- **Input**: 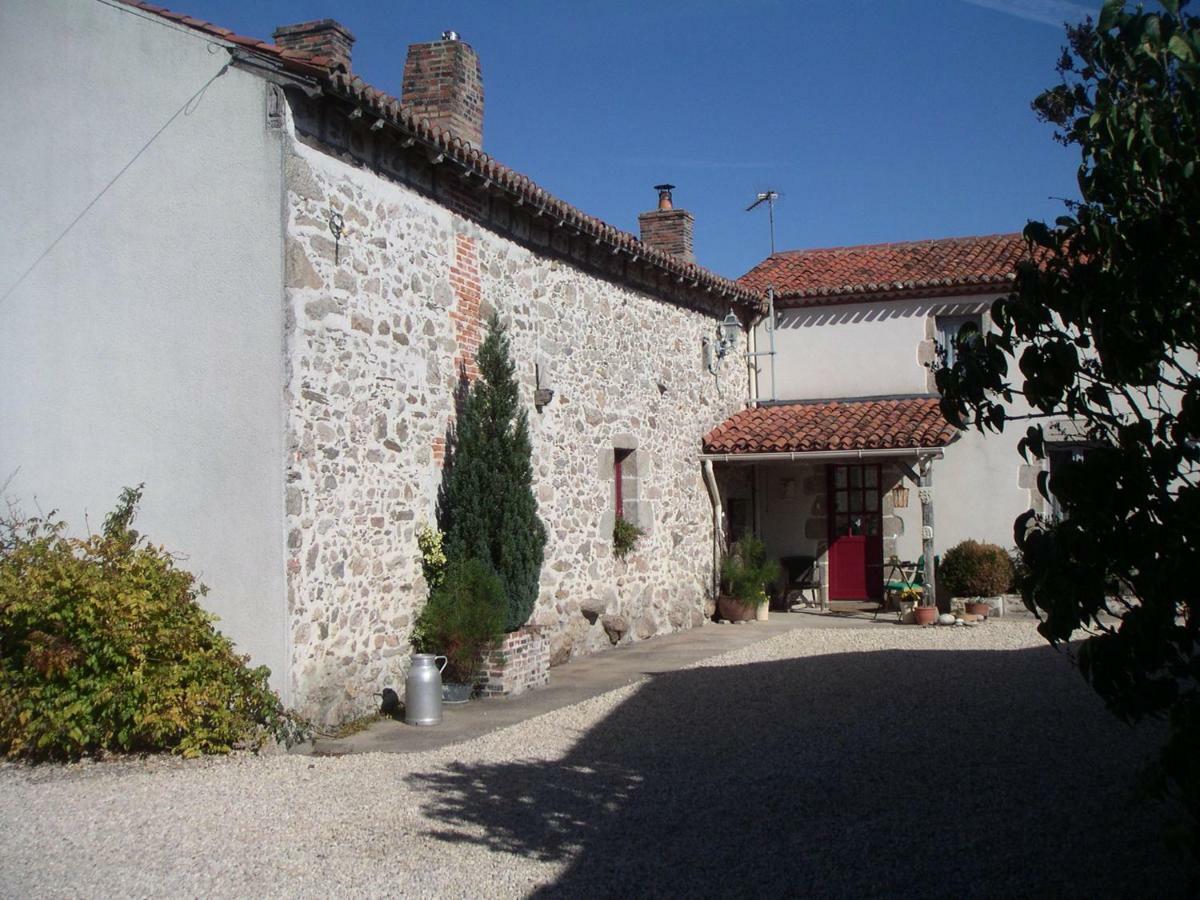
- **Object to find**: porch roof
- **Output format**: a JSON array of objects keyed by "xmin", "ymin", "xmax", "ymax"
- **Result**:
[{"xmin": 702, "ymin": 397, "xmax": 958, "ymax": 455}]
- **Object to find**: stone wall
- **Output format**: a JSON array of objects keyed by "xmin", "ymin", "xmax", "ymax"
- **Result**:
[
  {"xmin": 281, "ymin": 130, "xmax": 746, "ymax": 724},
  {"xmin": 477, "ymin": 628, "xmax": 550, "ymax": 698}
]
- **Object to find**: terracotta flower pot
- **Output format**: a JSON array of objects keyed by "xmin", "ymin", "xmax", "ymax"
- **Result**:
[
  {"xmin": 913, "ymin": 605, "xmax": 939, "ymax": 626},
  {"xmin": 717, "ymin": 595, "xmax": 758, "ymax": 622},
  {"xmin": 965, "ymin": 601, "xmax": 991, "ymax": 618}
]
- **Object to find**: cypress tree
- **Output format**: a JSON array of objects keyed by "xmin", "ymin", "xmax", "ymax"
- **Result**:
[{"xmin": 439, "ymin": 313, "xmax": 546, "ymax": 632}]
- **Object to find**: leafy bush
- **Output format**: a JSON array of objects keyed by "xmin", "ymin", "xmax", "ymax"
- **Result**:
[
  {"xmin": 416, "ymin": 523, "xmax": 447, "ymax": 592},
  {"xmin": 0, "ymin": 487, "xmax": 308, "ymax": 761},
  {"xmin": 720, "ymin": 535, "xmax": 781, "ymax": 609},
  {"xmin": 411, "ymin": 557, "xmax": 505, "ymax": 684},
  {"xmin": 939, "ymin": 540, "xmax": 1014, "ymax": 598},
  {"xmin": 612, "ymin": 515, "xmax": 644, "ymax": 560}
]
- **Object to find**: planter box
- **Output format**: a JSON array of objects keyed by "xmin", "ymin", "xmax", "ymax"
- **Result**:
[{"xmin": 475, "ymin": 626, "xmax": 550, "ymax": 698}]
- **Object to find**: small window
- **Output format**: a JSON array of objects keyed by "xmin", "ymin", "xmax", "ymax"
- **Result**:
[
  {"xmin": 936, "ymin": 313, "xmax": 983, "ymax": 368},
  {"xmin": 1046, "ymin": 444, "xmax": 1089, "ymax": 521},
  {"xmin": 614, "ymin": 449, "xmax": 635, "ymax": 521}
]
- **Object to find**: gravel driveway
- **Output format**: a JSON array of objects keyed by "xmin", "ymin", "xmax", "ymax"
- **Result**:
[{"xmin": 1, "ymin": 619, "xmax": 1192, "ymax": 898}]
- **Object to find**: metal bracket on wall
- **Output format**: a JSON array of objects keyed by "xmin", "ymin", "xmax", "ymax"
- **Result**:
[{"xmin": 328, "ymin": 211, "xmax": 344, "ymax": 265}]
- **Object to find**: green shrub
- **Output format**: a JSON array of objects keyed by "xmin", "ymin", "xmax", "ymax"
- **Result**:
[
  {"xmin": 0, "ymin": 486, "xmax": 308, "ymax": 761},
  {"xmin": 720, "ymin": 535, "xmax": 780, "ymax": 609},
  {"xmin": 439, "ymin": 314, "xmax": 546, "ymax": 632},
  {"xmin": 612, "ymin": 515, "xmax": 644, "ymax": 560},
  {"xmin": 411, "ymin": 557, "xmax": 505, "ymax": 684},
  {"xmin": 939, "ymin": 540, "xmax": 1014, "ymax": 598}
]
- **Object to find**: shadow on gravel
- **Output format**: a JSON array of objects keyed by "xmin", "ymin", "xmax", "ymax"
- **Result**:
[{"xmin": 408, "ymin": 644, "xmax": 1194, "ymax": 898}]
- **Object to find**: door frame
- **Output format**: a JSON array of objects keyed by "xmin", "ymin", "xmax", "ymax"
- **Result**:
[{"xmin": 826, "ymin": 463, "xmax": 884, "ymax": 600}]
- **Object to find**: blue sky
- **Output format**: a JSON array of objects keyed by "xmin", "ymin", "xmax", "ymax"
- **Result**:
[{"xmin": 174, "ymin": 0, "xmax": 1094, "ymax": 279}]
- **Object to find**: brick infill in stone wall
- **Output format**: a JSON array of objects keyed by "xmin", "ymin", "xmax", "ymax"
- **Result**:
[
  {"xmin": 476, "ymin": 626, "xmax": 550, "ymax": 698},
  {"xmin": 449, "ymin": 232, "xmax": 482, "ymax": 381}
]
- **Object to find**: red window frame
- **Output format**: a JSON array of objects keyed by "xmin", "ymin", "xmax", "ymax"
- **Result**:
[{"xmin": 614, "ymin": 449, "xmax": 633, "ymax": 519}]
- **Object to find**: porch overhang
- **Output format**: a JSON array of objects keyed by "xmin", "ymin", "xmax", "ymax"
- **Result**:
[
  {"xmin": 702, "ymin": 396, "xmax": 958, "ymax": 459},
  {"xmin": 700, "ymin": 446, "xmax": 944, "ymax": 464}
]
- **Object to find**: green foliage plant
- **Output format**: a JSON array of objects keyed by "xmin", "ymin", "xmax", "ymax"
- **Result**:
[
  {"xmin": 417, "ymin": 523, "xmax": 447, "ymax": 592},
  {"xmin": 936, "ymin": 0, "xmax": 1200, "ymax": 854},
  {"xmin": 411, "ymin": 557, "xmax": 506, "ymax": 684},
  {"xmin": 439, "ymin": 314, "xmax": 547, "ymax": 632},
  {"xmin": 720, "ymin": 535, "xmax": 781, "ymax": 611},
  {"xmin": 612, "ymin": 515, "xmax": 644, "ymax": 560},
  {"xmin": 0, "ymin": 486, "xmax": 308, "ymax": 761},
  {"xmin": 939, "ymin": 540, "xmax": 1016, "ymax": 598}
]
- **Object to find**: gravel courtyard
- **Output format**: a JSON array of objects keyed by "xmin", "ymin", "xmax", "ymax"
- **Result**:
[{"xmin": 1, "ymin": 619, "xmax": 1192, "ymax": 898}]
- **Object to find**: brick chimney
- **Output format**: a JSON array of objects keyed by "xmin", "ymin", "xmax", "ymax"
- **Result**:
[
  {"xmin": 402, "ymin": 31, "xmax": 484, "ymax": 148},
  {"xmin": 273, "ymin": 19, "xmax": 355, "ymax": 72},
  {"xmin": 638, "ymin": 184, "xmax": 695, "ymax": 262}
]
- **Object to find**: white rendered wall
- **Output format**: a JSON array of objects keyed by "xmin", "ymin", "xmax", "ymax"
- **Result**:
[
  {"xmin": 757, "ymin": 295, "xmax": 993, "ymax": 401},
  {"xmin": 0, "ymin": 1, "xmax": 289, "ymax": 695},
  {"xmin": 752, "ymin": 294, "xmax": 1034, "ymax": 562}
]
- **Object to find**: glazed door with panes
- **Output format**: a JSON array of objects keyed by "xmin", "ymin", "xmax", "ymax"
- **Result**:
[{"xmin": 827, "ymin": 464, "xmax": 884, "ymax": 600}]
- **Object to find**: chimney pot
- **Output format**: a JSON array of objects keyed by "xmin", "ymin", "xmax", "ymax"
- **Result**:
[
  {"xmin": 638, "ymin": 184, "xmax": 695, "ymax": 263},
  {"xmin": 273, "ymin": 19, "xmax": 355, "ymax": 72},
  {"xmin": 401, "ymin": 33, "xmax": 484, "ymax": 148}
]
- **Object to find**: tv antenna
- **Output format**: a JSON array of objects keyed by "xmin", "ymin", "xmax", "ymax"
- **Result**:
[{"xmin": 746, "ymin": 190, "xmax": 780, "ymax": 255}]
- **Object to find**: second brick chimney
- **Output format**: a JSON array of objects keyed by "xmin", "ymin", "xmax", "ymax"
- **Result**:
[
  {"xmin": 638, "ymin": 184, "xmax": 695, "ymax": 263},
  {"xmin": 402, "ymin": 32, "xmax": 484, "ymax": 148},
  {"xmin": 273, "ymin": 19, "xmax": 355, "ymax": 72}
]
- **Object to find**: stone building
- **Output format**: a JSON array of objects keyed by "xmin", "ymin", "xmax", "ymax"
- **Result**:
[{"xmin": 1, "ymin": 0, "xmax": 762, "ymax": 724}]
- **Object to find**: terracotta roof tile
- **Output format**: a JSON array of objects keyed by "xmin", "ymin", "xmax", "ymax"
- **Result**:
[
  {"xmin": 118, "ymin": 0, "xmax": 765, "ymax": 313},
  {"xmin": 703, "ymin": 397, "xmax": 957, "ymax": 454},
  {"xmin": 739, "ymin": 233, "xmax": 1030, "ymax": 308}
]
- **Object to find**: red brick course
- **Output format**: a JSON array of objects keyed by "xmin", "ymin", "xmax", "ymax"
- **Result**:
[
  {"xmin": 476, "ymin": 627, "xmax": 550, "ymax": 697},
  {"xmin": 449, "ymin": 233, "xmax": 482, "ymax": 381}
]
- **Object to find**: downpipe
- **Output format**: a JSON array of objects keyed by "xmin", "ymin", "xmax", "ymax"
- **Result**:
[{"xmin": 701, "ymin": 459, "xmax": 724, "ymax": 601}]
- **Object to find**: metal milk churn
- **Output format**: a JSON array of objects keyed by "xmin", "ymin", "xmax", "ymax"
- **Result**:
[{"xmin": 405, "ymin": 654, "xmax": 447, "ymax": 726}]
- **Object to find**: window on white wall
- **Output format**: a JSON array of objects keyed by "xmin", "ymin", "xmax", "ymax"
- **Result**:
[
  {"xmin": 936, "ymin": 313, "xmax": 983, "ymax": 368},
  {"xmin": 1046, "ymin": 444, "xmax": 1090, "ymax": 521}
]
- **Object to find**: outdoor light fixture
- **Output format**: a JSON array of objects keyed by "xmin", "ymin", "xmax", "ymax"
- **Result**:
[
  {"xmin": 716, "ymin": 310, "xmax": 740, "ymax": 359},
  {"xmin": 890, "ymin": 485, "xmax": 910, "ymax": 509},
  {"xmin": 704, "ymin": 310, "xmax": 743, "ymax": 374}
]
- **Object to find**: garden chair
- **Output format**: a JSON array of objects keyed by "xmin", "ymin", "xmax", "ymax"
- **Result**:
[
  {"xmin": 876, "ymin": 556, "xmax": 926, "ymax": 621},
  {"xmin": 779, "ymin": 555, "xmax": 822, "ymax": 610}
]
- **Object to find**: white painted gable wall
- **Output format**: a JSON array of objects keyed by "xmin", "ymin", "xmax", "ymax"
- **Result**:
[{"xmin": 0, "ymin": 0, "xmax": 290, "ymax": 696}]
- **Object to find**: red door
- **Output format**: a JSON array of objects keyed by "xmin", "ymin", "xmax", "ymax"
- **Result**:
[{"xmin": 827, "ymin": 464, "xmax": 883, "ymax": 600}]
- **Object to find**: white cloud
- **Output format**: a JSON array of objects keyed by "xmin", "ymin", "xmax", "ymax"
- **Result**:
[{"xmin": 961, "ymin": 0, "xmax": 1095, "ymax": 28}]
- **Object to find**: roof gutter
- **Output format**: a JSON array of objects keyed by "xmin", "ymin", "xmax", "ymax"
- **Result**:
[{"xmin": 699, "ymin": 447, "xmax": 946, "ymax": 464}]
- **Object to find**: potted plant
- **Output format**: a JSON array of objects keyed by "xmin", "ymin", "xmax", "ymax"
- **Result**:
[
  {"xmin": 913, "ymin": 596, "xmax": 939, "ymax": 625},
  {"xmin": 718, "ymin": 535, "xmax": 780, "ymax": 622},
  {"xmin": 939, "ymin": 540, "xmax": 1014, "ymax": 619},
  {"xmin": 896, "ymin": 585, "xmax": 924, "ymax": 621},
  {"xmin": 411, "ymin": 557, "xmax": 505, "ymax": 702}
]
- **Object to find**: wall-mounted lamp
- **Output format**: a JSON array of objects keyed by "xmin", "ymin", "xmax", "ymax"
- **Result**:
[
  {"xmin": 715, "ymin": 310, "xmax": 740, "ymax": 359},
  {"xmin": 705, "ymin": 310, "xmax": 741, "ymax": 374},
  {"xmin": 534, "ymin": 359, "xmax": 555, "ymax": 411}
]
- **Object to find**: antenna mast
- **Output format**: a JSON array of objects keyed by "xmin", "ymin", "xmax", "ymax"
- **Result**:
[
  {"xmin": 744, "ymin": 190, "xmax": 780, "ymax": 404},
  {"xmin": 745, "ymin": 190, "xmax": 779, "ymax": 256}
]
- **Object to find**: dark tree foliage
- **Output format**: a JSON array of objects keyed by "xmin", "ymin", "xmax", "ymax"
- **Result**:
[
  {"xmin": 938, "ymin": 0, "xmax": 1200, "ymax": 853},
  {"xmin": 440, "ymin": 314, "xmax": 547, "ymax": 632}
]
